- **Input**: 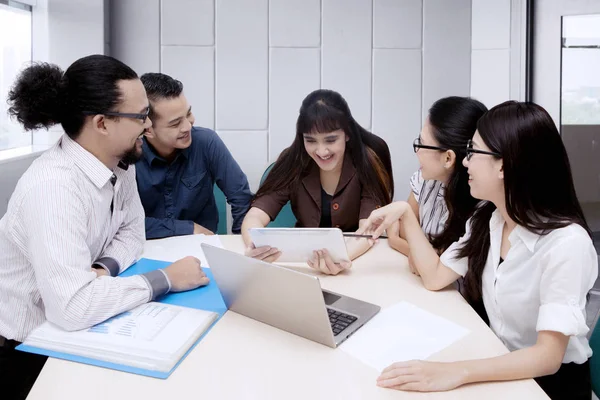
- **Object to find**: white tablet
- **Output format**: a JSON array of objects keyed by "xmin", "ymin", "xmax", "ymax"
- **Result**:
[{"xmin": 248, "ymin": 228, "xmax": 349, "ymax": 263}]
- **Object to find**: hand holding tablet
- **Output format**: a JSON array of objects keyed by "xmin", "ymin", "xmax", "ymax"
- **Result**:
[{"xmin": 248, "ymin": 228, "xmax": 350, "ymax": 264}]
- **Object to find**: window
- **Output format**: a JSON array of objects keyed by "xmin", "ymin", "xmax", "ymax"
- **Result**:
[
  {"xmin": 560, "ymin": 14, "xmax": 600, "ymax": 240},
  {"xmin": 0, "ymin": 1, "xmax": 32, "ymax": 151},
  {"xmin": 561, "ymin": 14, "xmax": 600, "ymax": 125}
]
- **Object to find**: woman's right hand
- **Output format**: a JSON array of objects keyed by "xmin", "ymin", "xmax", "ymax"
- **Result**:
[
  {"xmin": 307, "ymin": 249, "xmax": 352, "ymax": 275},
  {"xmin": 244, "ymin": 243, "xmax": 281, "ymax": 263},
  {"xmin": 357, "ymin": 201, "xmax": 411, "ymax": 239}
]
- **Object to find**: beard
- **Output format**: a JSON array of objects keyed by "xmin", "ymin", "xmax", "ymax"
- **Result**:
[{"xmin": 119, "ymin": 137, "xmax": 144, "ymax": 166}]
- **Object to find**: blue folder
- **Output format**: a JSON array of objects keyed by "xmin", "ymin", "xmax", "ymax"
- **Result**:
[{"xmin": 17, "ymin": 258, "xmax": 227, "ymax": 379}]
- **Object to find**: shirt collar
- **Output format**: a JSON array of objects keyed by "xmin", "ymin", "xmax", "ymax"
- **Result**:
[
  {"xmin": 60, "ymin": 135, "xmax": 118, "ymax": 189},
  {"xmin": 489, "ymin": 208, "xmax": 540, "ymax": 252},
  {"xmin": 514, "ymin": 225, "xmax": 541, "ymax": 253},
  {"xmin": 142, "ymin": 136, "xmax": 190, "ymax": 165},
  {"xmin": 335, "ymin": 152, "xmax": 357, "ymax": 195},
  {"xmin": 302, "ymin": 152, "xmax": 356, "ymax": 208}
]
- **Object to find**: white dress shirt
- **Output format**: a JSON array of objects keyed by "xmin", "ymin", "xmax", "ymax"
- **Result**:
[
  {"xmin": 0, "ymin": 135, "xmax": 169, "ymax": 342},
  {"xmin": 441, "ymin": 208, "xmax": 598, "ymax": 364}
]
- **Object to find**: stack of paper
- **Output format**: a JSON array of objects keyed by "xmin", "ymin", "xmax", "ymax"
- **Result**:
[
  {"xmin": 18, "ymin": 258, "xmax": 228, "ymax": 378},
  {"xmin": 21, "ymin": 302, "xmax": 217, "ymax": 373},
  {"xmin": 340, "ymin": 301, "xmax": 470, "ymax": 371}
]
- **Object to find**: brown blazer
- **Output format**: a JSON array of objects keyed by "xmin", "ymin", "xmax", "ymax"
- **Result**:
[{"xmin": 252, "ymin": 154, "xmax": 382, "ymax": 232}]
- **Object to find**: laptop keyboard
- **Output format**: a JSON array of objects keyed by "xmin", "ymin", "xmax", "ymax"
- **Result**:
[{"xmin": 327, "ymin": 308, "xmax": 357, "ymax": 336}]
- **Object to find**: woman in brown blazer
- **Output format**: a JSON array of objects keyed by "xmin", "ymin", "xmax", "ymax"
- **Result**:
[{"xmin": 241, "ymin": 89, "xmax": 394, "ymax": 275}]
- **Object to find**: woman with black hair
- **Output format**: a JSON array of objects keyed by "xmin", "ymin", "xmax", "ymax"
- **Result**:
[
  {"xmin": 388, "ymin": 96, "xmax": 487, "ymax": 259},
  {"xmin": 241, "ymin": 89, "xmax": 394, "ymax": 275},
  {"xmin": 360, "ymin": 101, "xmax": 595, "ymax": 399}
]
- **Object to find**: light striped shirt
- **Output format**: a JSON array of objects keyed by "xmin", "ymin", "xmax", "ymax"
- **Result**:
[
  {"xmin": 0, "ymin": 135, "xmax": 168, "ymax": 342},
  {"xmin": 409, "ymin": 169, "xmax": 448, "ymax": 237}
]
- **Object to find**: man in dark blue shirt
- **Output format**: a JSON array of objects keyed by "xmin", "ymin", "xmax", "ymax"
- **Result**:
[{"xmin": 136, "ymin": 73, "xmax": 253, "ymax": 239}]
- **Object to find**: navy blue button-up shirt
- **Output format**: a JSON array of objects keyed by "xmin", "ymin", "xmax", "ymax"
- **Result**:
[{"xmin": 136, "ymin": 127, "xmax": 253, "ymax": 239}]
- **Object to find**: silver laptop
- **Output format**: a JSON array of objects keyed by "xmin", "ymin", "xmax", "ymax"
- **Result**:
[{"xmin": 201, "ymin": 244, "xmax": 380, "ymax": 348}]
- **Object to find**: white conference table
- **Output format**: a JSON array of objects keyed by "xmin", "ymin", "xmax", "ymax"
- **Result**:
[{"xmin": 27, "ymin": 235, "xmax": 548, "ymax": 400}]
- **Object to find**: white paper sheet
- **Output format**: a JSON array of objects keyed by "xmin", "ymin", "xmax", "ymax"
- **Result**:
[
  {"xmin": 23, "ymin": 302, "xmax": 218, "ymax": 372},
  {"xmin": 142, "ymin": 234, "xmax": 224, "ymax": 267},
  {"xmin": 339, "ymin": 301, "xmax": 470, "ymax": 371}
]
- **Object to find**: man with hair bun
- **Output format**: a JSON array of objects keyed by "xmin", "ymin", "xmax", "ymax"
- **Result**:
[{"xmin": 0, "ymin": 54, "xmax": 210, "ymax": 399}]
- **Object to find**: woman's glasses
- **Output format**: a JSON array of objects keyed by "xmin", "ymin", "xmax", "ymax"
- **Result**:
[
  {"xmin": 412, "ymin": 137, "xmax": 447, "ymax": 153},
  {"xmin": 465, "ymin": 140, "xmax": 501, "ymax": 161}
]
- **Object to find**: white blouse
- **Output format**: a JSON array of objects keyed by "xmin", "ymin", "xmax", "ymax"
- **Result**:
[
  {"xmin": 409, "ymin": 170, "xmax": 448, "ymax": 237},
  {"xmin": 440, "ymin": 208, "xmax": 597, "ymax": 364}
]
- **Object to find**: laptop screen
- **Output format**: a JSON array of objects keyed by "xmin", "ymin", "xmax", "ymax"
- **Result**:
[{"xmin": 322, "ymin": 291, "xmax": 341, "ymax": 306}]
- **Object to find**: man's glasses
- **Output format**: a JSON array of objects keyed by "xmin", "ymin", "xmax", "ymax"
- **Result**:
[
  {"xmin": 465, "ymin": 140, "xmax": 501, "ymax": 161},
  {"xmin": 82, "ymin": 107, "xmax": 150, "ymax": 123},
  {"xmin": 412, "ymin": 137, "xmax": 447, "ymax": 153}
]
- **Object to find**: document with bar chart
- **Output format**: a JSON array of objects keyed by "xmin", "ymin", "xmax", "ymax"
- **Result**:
[
  {"xmin": 87, "ymin": 303, "xmax": 180, "ymax": 340},
  {"xmin": 18, "ymin": 302, "xmax": 218, "ymax": 376}
]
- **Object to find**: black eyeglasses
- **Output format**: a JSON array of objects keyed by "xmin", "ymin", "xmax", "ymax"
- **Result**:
[
  {"xmin": 82, "ymin": 107, "xmax": 150, "ymax": 123},
  {"xmin": 465, "ymin": 140, "xmax": 501, "ymax": 161},
  {"xmin": 412, "ymin": 137, "xmax": 447, "ymax": 153}
]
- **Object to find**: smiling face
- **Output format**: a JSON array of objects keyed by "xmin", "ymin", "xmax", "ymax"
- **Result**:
[
  {"xmin": 144, "ymin": 93, "xmax": 195, "ymax": 155},
  {"xmin": 303, "ymin": 129, "xmax": 348, "ymax": 172},
  {"xmin": 103, "ymin": 78, "xmax": 151, "ymax": 165},
  {"xmin": 463, "ymin": 130, "xmax": 504, "ymax": 201}
]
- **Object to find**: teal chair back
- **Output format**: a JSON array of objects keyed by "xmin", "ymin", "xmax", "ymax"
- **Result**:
[
  {"xmin": 590, "ymin": 321, "xmax": 600, "ymax": 396},
  {"xmin": 260, "ymin": 163, "xmax": 296, "ymax": 227},
  {"xmin": 213, "ymin": 185, "xmax": 228, "ymax": 234}
]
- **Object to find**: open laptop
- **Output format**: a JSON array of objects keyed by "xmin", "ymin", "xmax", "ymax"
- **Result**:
[{"xmin": 201, "ymin": 244, "xmax": 380, "ymax": 348}]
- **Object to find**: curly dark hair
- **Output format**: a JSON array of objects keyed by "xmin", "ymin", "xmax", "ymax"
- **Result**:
[{"xmin": 8, "ymin": 54, "xmax": 138, "ymax": 139}]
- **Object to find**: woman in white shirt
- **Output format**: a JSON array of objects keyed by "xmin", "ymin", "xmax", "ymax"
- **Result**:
[
  {"xmin": 389, "ymin": 97, "xmax": 487, "ymax": 258},
  {"xmin": 360, "ymin": 101, "xmax": 596, "ymax": 399},
  {"xmin": 388, "ymin": 97, "xmax": 489, "ymax": 321}
]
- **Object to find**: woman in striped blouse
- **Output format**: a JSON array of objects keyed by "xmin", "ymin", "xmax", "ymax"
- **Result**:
[{"xmin": 388, "ymin": 97, "xmax": 487, "ymax": 269}]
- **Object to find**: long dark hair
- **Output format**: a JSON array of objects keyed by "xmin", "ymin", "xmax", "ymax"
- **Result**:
[
  {"xmin": 427, "ymin": 97, "xmax": 488, "ymax": 252},
  {"xmin": 8, "ymin": 54, "xmax": 138, "ymax": 139},
  {"xmin": 458, "ymin": 101, "xmax": 591, "ymax": 305},
  {"xmin": 255, "ymin": 89, "xmax": 393, "ymax": 206}
]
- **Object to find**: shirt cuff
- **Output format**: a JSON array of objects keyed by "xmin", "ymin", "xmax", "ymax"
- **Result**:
[
  {"xmin": 439, "ymin": 248, "xmax": 468, "ymax": 277},
  {"xmin": 174, "ymin": 220, "xmax": 195, "ymax": 236},
  {"xmin": 139, "ymin": 269, "xmax": 171, "ymax": 301},
  {"xmin": 93, "ymin": 257, "xmax": 120, "ymax": 277},
  {"xmin": 158, "ymin": 269, "xmax": 172, "ymax": 293},
  {"xmin": 536, "ymin": 303, "xmax": 589, "ymax": 337}
]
